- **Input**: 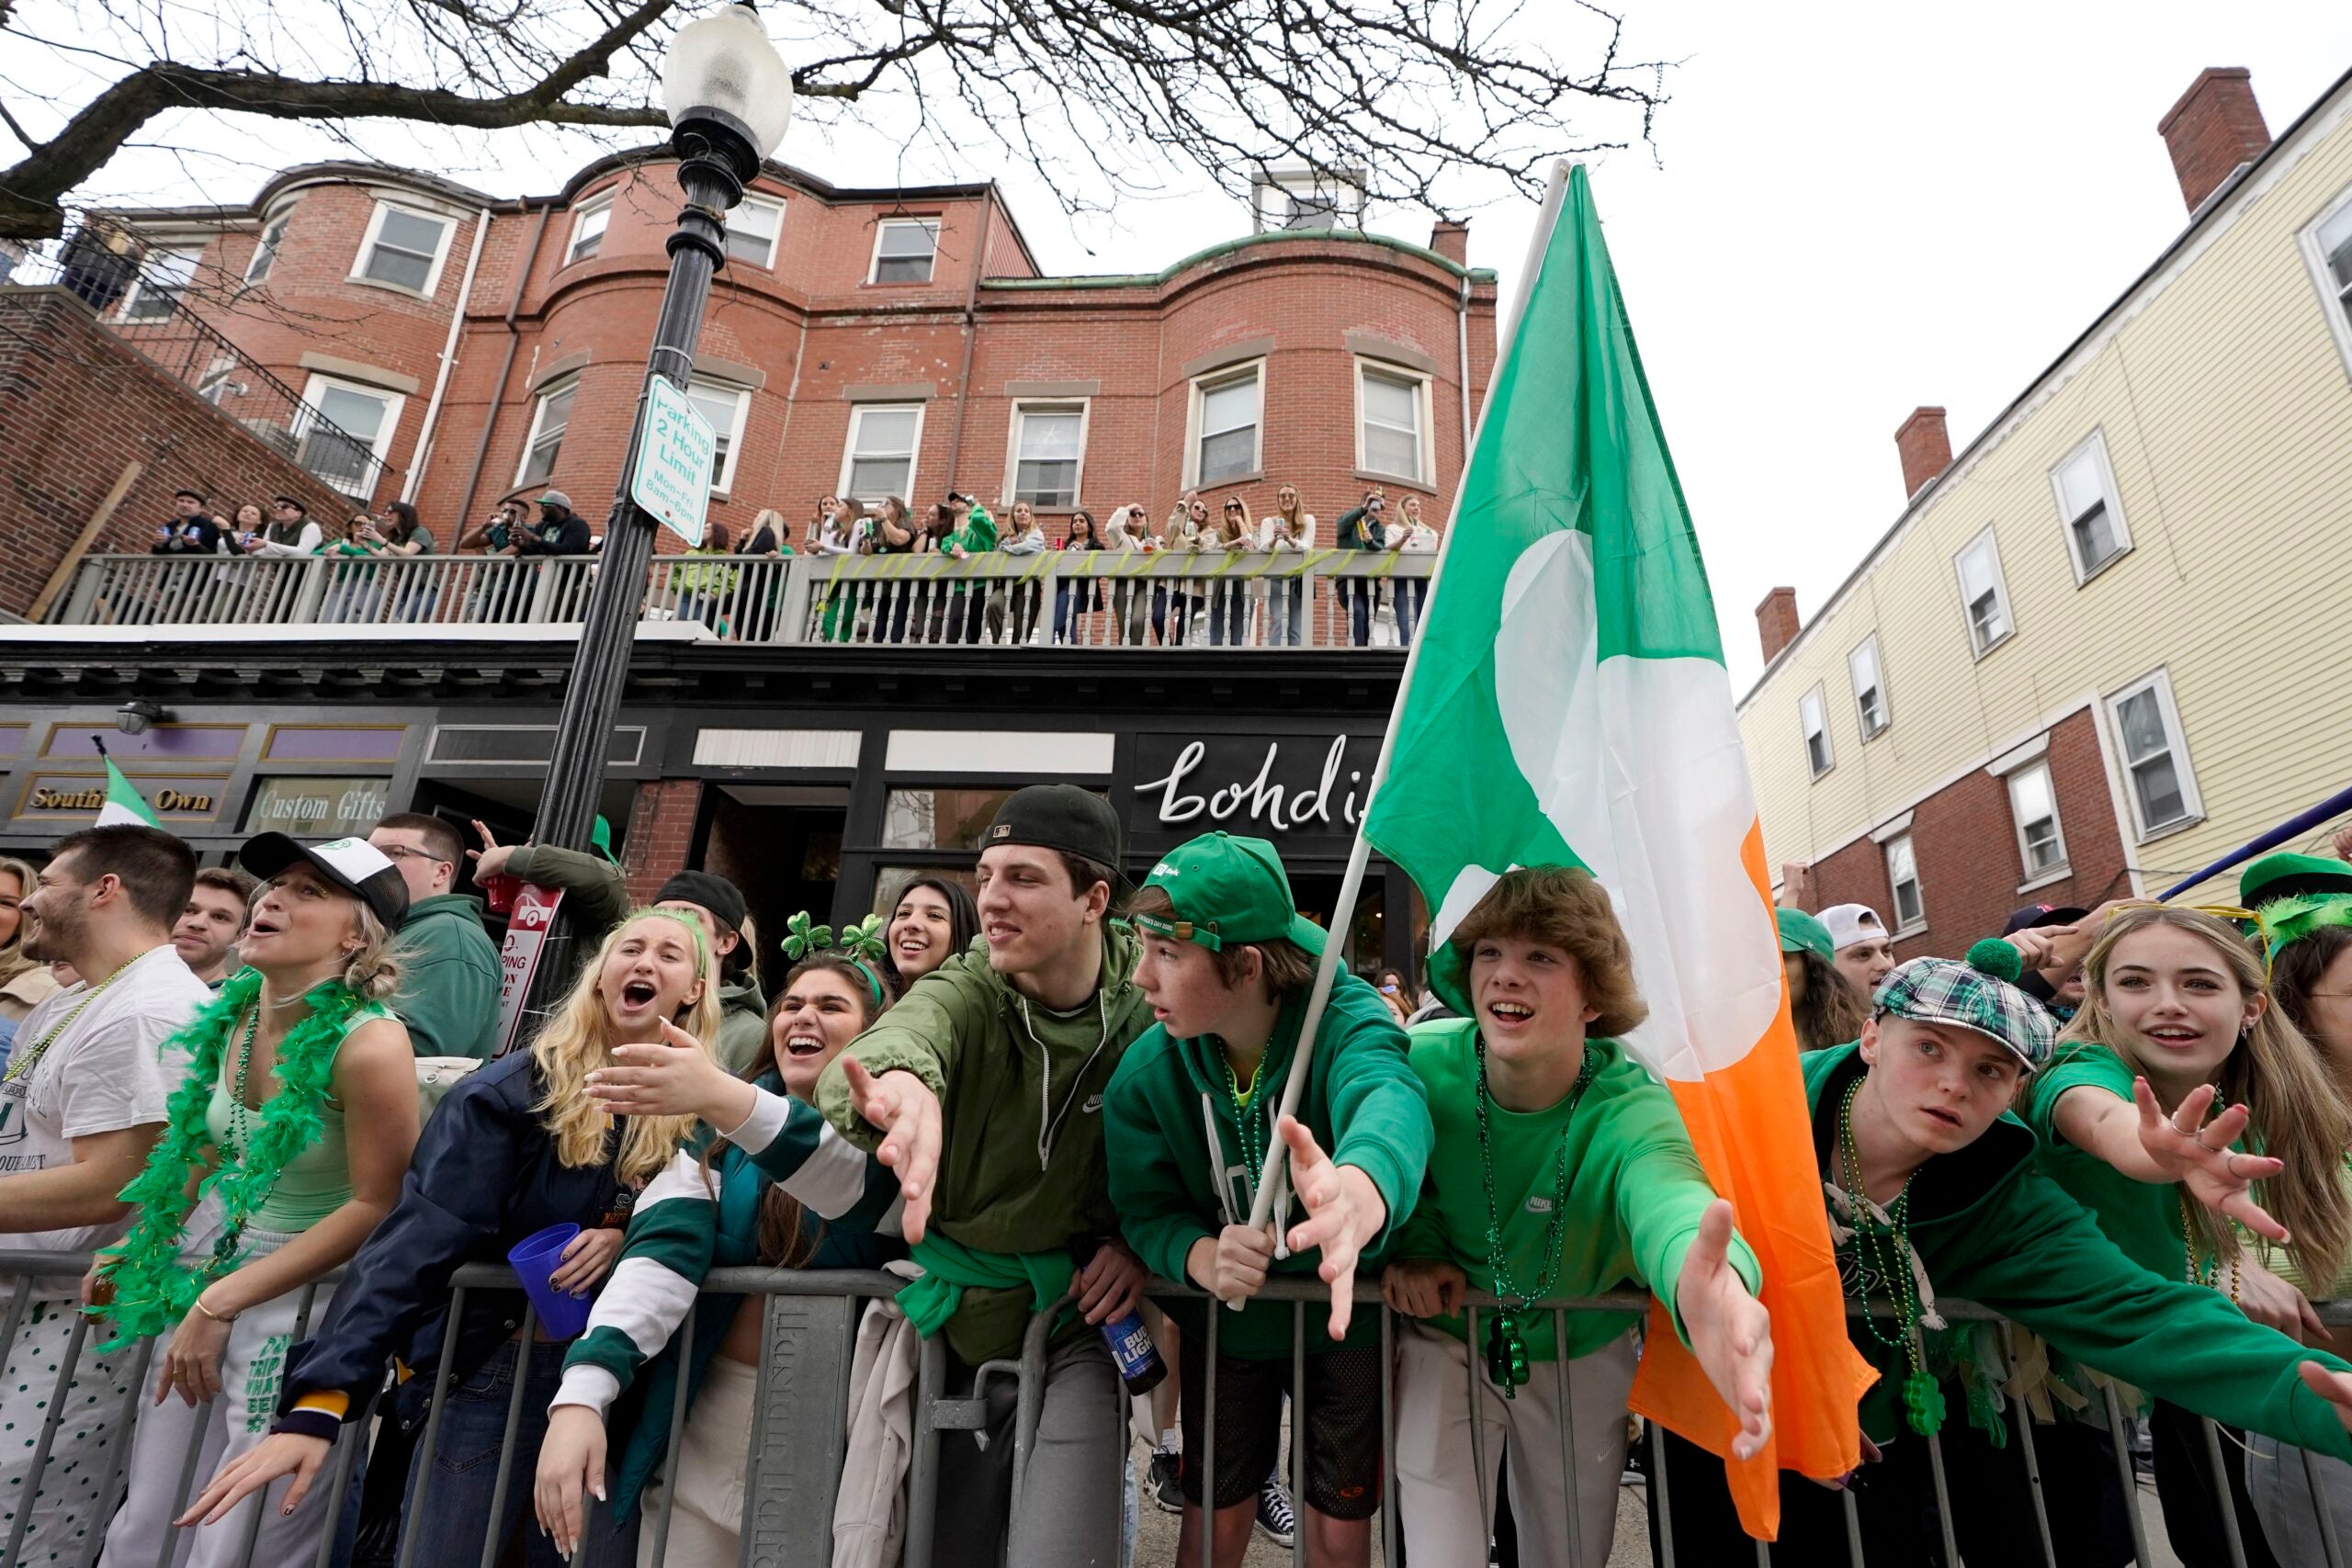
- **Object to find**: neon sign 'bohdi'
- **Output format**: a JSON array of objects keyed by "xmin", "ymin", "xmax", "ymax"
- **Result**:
[{"xmin": 1134, "ymin": 737, "xmax": 1370, "ymax": 835}]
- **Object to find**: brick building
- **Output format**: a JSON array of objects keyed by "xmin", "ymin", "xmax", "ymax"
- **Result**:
[
  {"xmin": 1742, "ymin": 63, "xmax": 2352, "ymax": 955},
  {"xmin": 70, "ymin": 152, "xmax": 1494, "ymax": 549}
]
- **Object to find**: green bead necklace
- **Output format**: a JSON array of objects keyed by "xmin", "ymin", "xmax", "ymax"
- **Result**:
[
  {"xmin": 1836, "ymin": 1077, "xmax": 1944, "ymax": 1435},
  {"xmin": 1473, "ymin": 1037, "xmax": 1599, "ymax": 1398},
  {"xmin": 1223, "ymin": 1052, "xmax": 1269, "ymax": 1203}
]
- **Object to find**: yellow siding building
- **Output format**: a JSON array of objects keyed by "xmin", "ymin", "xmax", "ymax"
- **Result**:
[{"xmin": 1737, "ymin": 64, "xmax": 2352, "ymax": 953}]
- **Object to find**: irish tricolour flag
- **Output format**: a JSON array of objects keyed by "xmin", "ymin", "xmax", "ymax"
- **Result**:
[
  {"xmin": 96, "ymin": 757, "xmax": 161, "ymax": 828},
  {"xmin": 1363, "ymin": 165, "xmax": 1868, "ymax": 1534}
]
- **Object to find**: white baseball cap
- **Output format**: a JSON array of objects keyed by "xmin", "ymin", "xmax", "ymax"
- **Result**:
[{"xmin": 1819, "ymin": 902, "xmax": 1889, "ymax": 952}]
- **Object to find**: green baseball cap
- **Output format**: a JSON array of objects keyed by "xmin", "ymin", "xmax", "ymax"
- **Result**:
[
  {"xmin": 2240, "ymin": 852, "xmax": 2352, "ymax": 911},
  {"xmin": 1775, "ymin": 907, "xmax": 1835, "ymax": 964},
  {"xmin": 1135, "ymin": 832, "xmax": 1326, "ymax": 956}
]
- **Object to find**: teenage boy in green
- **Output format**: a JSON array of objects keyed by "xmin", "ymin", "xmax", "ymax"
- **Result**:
[
  {"xmin": 1104, "ymin": 830, "xmax": 1433, "ymax": 1568},
  {"xmin": 1380, "ymin": 865, "xmax": 1771, "ymax": 1568},
  {"xmin": 1654, "ymin": 938, "xmax": 2352, "ymax": 1562},
  {"xmin": 815, "ymin": 784, "xmax": 1153, "ymax": 1568}
]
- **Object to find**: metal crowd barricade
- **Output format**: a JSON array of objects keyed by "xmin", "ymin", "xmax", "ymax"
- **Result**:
[{"xmin": 1, "ymin": 1246, "xmax": 2346, "ymax": 1568}]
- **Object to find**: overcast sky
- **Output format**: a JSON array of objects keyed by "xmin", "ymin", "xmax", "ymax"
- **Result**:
[{"xmin": 34, "ymin": 2, "xmax": 2352, "ymax": 685}]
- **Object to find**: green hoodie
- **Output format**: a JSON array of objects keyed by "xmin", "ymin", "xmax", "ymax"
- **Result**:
[
  {"xmin": 1388, "ymin": 1020, "xmax": 1759, "ymax": 1363},
  {"xmin": 1802, "ymin": 1043, "xmax": 2352, "ymax": 1455},
  {"xmin": 1104, "ymin": 972, "xmax": 1431, "ymax": 1360},
  {"xmin": 816, "ymin": 926, "xmax": 1156, "ymax": 1363},
  {"xmin": 391, "ymin": 894, "xmax": 502, "ymax": 1060},
  {"xmin": 715, "ymin": 979, "xmax": 768, "ymax": 1076}
]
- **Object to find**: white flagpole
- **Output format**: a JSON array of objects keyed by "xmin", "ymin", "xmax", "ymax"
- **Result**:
[{"xmin": 1244, "ymin": 161, "xmax": 1577, "ymax": 1241}]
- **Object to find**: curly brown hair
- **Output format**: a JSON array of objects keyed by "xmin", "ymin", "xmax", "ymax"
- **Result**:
[
  {"xmin": 1449, "ymin": 867, "xmax": 1647, "ymax": 1039},
  {"xmin": 1790, "ymin": 949, "xmax": 1869, "ymax": 1051}
]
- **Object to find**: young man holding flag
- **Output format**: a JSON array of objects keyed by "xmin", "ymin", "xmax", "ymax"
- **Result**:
[
  {"xmin": 1104, "ymin": 830, "xmax": 1431, "ymax": 1568},
  {"xmin": 1382, "ymin": 866, "xmax": 1771, "ymax": 1567}
]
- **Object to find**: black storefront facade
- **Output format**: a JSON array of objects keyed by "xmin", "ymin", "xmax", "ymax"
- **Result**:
[{"xmin": 0, "ymin": 632, "xmax": 1425, "ymax": 981}]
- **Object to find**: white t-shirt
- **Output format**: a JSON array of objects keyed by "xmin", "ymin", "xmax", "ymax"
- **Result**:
[{"xmin": 0, "ymin": 943, "xmax": 208, "ymax": 1254}]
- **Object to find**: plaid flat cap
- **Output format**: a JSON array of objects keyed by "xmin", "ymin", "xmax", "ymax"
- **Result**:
[{"xmin": 1871, "ymin": 939, "xmax": 2054, "ymax": 1071}]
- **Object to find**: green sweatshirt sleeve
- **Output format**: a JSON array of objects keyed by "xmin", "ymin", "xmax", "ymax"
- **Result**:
[
  {"xmin": 393, "ymin": 925, "xmax": 501, "ymax": 1060},
  {"xmin": 813, "ymin": 954, "xmax": 989, "ymax": 1151},
  {"xmin": 500, "ymin": 843, "xmax": 631, "ymax": 940},
  {"xmin": 1102, "ymin": 1040, "xmax": 1219, "ymax": 1286},
  {"xmin": 961, "ymin": 504, "xmax": 1000, "ymax": 553},
  {"xmin": 1320, "ymin": 992, "xmax": 1433, "ymax": 1257},
  {"xmin": 1950, "ymin": 1167, "xmax": 2352, "ymax": 1461}
]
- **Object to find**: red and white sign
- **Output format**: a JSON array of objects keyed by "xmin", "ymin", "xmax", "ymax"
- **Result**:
[{"xmin": 494, "ymin": 883, "xmax": 565, "ymax": 1055}]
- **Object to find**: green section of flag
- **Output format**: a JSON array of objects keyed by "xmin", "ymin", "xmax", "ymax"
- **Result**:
[
  {"xmin": 1363, "ymin": 165, "xmax": 1724, "ymax": 907},
  {"xmin": 97, "ymin": 758, "xmax": 161, "ymax": 828}
]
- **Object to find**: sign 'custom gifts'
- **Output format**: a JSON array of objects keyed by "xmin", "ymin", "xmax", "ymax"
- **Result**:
[{"xmin": 1129, "ymin": 732, "xmax": 1382, "ymax": 844}]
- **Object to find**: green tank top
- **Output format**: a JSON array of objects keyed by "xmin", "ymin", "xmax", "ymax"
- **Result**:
[{"xmin": 202, "ymin": 1000, "xmax": 385, "ymax": 1234}]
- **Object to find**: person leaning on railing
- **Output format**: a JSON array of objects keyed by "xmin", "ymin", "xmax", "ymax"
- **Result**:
[
  {"xmin": 1383, "ymin": 494, "xmax": 1439, "ymax": 648},
  {"xmin": 180, "ymin": 909, "xmax": 725, "ymax": 1568},
  {"xmin": 812, "ymin": 785, "xmax": 1155, "ymax": 1567},
  {"xmin": 1105, "ymin": 831, "xmax": 1436, "ymax": 1568},
  {"xmin": 1379, "ymin": 866, "xmax": 1772, "ymax": 1568},
  {"xmin": 517, "ymin": 491, "xmax": 592, "ymax": 557},
  {"xmin": 88, "ymin": 834, "xmax": 420, "ymax": 1568},
  {"xmin": 242, "ymin": 495, "xmax": 322, "ymax": 557},
  {"xmin": 1329, "ymin": 489, "xmax": 1386, "ymax": 648},
  {"xmin": 536, "ymin": 926, "xmax": 907, "ymax": 1563},
  {"xmin": 1653, "ymin": 938, "xmax": 2352, "ymax": 1563},
  {"xmin": 1257, "ymin": 485, "xmax": 1317, "ymax": 648}
]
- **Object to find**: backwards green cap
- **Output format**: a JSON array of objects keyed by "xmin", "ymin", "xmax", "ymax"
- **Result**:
[
  {"xmin": 1135, "ymin": 832, "xmax": 1326, "ymax": 957},
  {"xmin": 2240, "ymin": 852, "xmax": 2352, "ymax": 910},
  {"xmin": 1775, "ymin": 907, "xmax": 1835, "ymax": 965}
]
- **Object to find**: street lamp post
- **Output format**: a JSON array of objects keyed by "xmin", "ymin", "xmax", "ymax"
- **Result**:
[{"xmin": 523, "ymin": 3, "xmax": 791, "ymax": 1012}]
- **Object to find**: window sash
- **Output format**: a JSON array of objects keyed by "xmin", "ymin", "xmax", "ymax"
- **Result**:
[
  {"xmin": 1012, "ymin": 408, "xmax": 1084, "ymax": 507},
  {"xmin": 873, "ymin": 220, "xmax": 937, "ymax": 283},
  {"xmin": 726, "ymin": 199, "xmax": 782, "ymax": 265},
  {"xmin": 2320, "ymin": 203, "xmax": 2352, "ymax": 292},
  {"xmin": 1196, "ymin": 372, "xmax": 1261, "ymax": 485},
  {"xmin": 519, "ymin": 383, "xmax": 576, "ymax": 489},
  {"xmin": 2009, "ymin": 764, "xmax": 2065, "ymax": 873},
  {"xmin": 246, "ymin": 218, "xmax": 288, "ymax": 284},
  {"xmin": 1849, "ymin": 638, "xmax": 1887, "ymax": 735},
  {"xmin": 568, "ymin": 205, "xmax": 609, "ymax": 265},
  {"xmin": 2111, "ymin": 682, "xmax": 2195, "ymax": 833},
  {"xmin": 686, "ymin": 383, "xmax": 745, "ymax": 491},
  {"xmin": 1800, "ymin": 686, "xmax": 1831, "ymax": 775},
  {"xmin": 1886, "ymin": 837, "xmax": 1922, "ymax": 928},
  {"xmin": 300, "ymin": 379, "xmax": 396, "ymax": 492},
  {"xmin": 363, "ymin": 208, "xmax": 448, "ymax": 289},
  {"xmin": 844, "ymin": 406, "xmax": 921, "ymax": 503},
  {"xmin": 122, "ymin": 249, "xmax": 199, "ymax": 321}
]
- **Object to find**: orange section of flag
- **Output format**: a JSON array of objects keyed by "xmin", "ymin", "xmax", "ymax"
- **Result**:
[{"xmin": 1624, "ymin": 823, "xmax": 1873, "ymax": 1540}]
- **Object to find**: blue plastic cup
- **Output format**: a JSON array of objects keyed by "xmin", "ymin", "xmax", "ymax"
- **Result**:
[{"xmin": 507, "ymin": 1223, "xmax": 594, "ymax": 1340}]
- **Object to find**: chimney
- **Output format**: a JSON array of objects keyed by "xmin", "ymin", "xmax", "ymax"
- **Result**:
[
  {"xmin": 1894, "ymin": 406, "xmax": 1951, "ymax": 499},
  {"xmin": 1756, "ymin": 586, "xmax": 1801, "ymax": 664},
  {"xmin": 1428, "ymin": 220, "xmax": 1469, "ymax": 265},
  {"xmin": 2158, "ymin": 68, "xmax": 2270, "ymax": 215}
]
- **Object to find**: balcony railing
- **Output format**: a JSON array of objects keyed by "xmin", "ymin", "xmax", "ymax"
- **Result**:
[{"xmin": 40, "ymin": 550, "xmax": 1437, "ymax": 649}]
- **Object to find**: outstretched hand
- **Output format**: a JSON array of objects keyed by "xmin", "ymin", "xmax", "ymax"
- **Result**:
[
  {"xmin": 586, "ymin": 1019, "xmax": 746, "ymax": 1126},
  {"xmin": 2134, "ymin": 1079, "xmax": 2290, "ymax": 1242},
  {"xmin": 842, "ymin": 1058, "xmax": 943, "ymax": 1244},
  {"xmin": 1673, "ymin": 1199, "xmax": 1775, "ymax": 1462},
  {"xmin": 1278, "ymin": 1115, "xmax": 1386, "ymax": 1341}
]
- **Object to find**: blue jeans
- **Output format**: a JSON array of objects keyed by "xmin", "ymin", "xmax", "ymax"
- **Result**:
[
  {"xmin": 1395, "ymin": 578, "xmax": 1427, "ymax": 646},
  {"xmin": 1269, "ymin": 577, "xmax": 1306, "ymax": 646},
  {"xmin": 1340, "ymin": 579, "xmax": 1373, "ymax": 646},
  {"xmin": 389, "ymin": 1338, "xmax": 635, "ymax": 1568}
]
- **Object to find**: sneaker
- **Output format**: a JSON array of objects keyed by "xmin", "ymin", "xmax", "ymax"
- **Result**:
[
  {"xmin": 1148, "ymin": 1449, "xmax": 1183, "ymax": 1515},
  {"xmin": 1255, "ymin": 1477, "xmax": 1296, "ymax": 1547}
]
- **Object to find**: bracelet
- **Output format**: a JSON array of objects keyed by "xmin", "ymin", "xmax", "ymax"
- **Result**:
[{"xmin": 192, "ymin": 1294, "xmax": 237, "ymax": 1325}]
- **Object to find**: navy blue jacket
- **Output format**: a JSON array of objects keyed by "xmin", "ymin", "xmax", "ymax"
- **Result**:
[{"xmin": 276, "ymin": 1051, "xmax": 638, "ymax": 1428}]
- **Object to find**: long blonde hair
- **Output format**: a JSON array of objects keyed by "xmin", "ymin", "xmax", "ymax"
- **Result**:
[
  {"xmin": 531, "ymin": 910, "xmax": 721, "ymax": 1190},
  {"xmin": 2062, "ymin": 905, "xmax": 2352, "ymax": 1286},
  {"xmin": 0, "ymin": 857, "xmax": 39, "ymax": 987}
]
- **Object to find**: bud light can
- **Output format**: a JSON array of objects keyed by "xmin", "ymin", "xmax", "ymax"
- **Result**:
[{"xmin": 1101, "ymin": 1308, "xmax": 1165, "ymax": 1396}]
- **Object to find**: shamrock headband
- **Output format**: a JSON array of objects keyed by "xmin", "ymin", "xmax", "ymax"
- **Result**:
[{"xmin": 780, "ymin": 910, "xmax": 888, "ymax": 1007}]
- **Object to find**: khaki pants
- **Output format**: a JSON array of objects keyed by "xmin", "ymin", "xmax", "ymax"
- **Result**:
[
  {"xmin": 637, "ymin": 1355, "xmax": 758, "ymax": 1568},
  {"xmin": 1393, "ymin": 1319, "xmax": 1638, "ymax": 1568}
]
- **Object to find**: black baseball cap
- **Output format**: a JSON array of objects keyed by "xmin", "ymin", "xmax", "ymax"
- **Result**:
[
  {"xmin": 984, "ymin": 784, "xmax": 1122, "ymax": 872},
  {"xmin": 2001, "ymin": 902, "xmax": 2089, "ymax": 935},
  {"xmin": 240, "ymin": 833, "xmax": 409, "ymax": 927},
  {"xmin": 656, "ymin": 871, "xmax": 747, "ymax": 932}
]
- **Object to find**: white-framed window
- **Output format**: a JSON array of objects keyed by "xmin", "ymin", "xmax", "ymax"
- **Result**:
[
  {"xmin": 869, "ymin": 218, "xmax": 939, "ymax": 285},
  {"xmin": 839, "ymin": 402, "xmax": 925, "ymax": 504},
  {"xmin": 1799, "ymin": 683, "xmax": 1834, "ymax": 778},
  {"xmin": 566, "ymin": 200, "xmax": 611, "ymax": 266},
  {"xmin": 353, "ymin": 201, "xmax": 456, "ymax": 295},
  {"xmin": 1849, "ymin": 634, "xmax": 1889, "ymax": 739},
  {"xmin": 2051, "ymin": 432, "xmax": 2132, "ymax": 581},
  {"xmin": 725, "ymin": 197, "xmax": 784, "ymax": 267},
  {"xmin": 1884, "ymin": 832, "xmax": 1924, "ymax": 933},
  {"xmin": 118, "ymin": 246, "xmax": 201, "ymax": 322},
  {"xmin": 1007, "ymin": 401, "xmax": 1088, "ymax": 509},
  {"xmin": 1190, "ymin": 363, "xmax": 1263, "ymax": 487},
  {"xmin": 515, "ymin": 377, "xmax": 577, "ymax": 491},
  {"xmin": 685, "ymin": 379, "xmax": 751, "ymax": 492},
  {"xmin": 2007, "ymin": 761, "xmax": 2068, "ymax": 878},
  {"xmin": 1356, "ymin": 361, "xmax": 1429, "ymax": 483},
  {"xmin": 1954, "ymin": 528, "xmax": 2013, "ymax": 656},
  {"xmin": 244, "ymin": 213, "xmax": 291, "ymax": 285},
  {"xmin": 295, "ymin": 373, "xmax": 404, "ymax": 495},
  {"xmin": 2107, "ymin": 669, "xmax": 2203, "ymax": 840},
  {"xmin": 2300, "ymin": 184, "xmax": 2352, "ymax": 378}
]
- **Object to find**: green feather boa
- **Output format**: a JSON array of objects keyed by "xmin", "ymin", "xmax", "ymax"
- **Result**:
[
  {"xmin": 89, "ymin": 970, "xmax": 361, "ymax": 1350},
  {"xmin": 2259, "ymin": 893, "xmax": 2352, "ymax": 961}
]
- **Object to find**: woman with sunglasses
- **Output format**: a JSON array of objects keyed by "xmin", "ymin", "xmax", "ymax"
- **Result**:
[{"xmin": 1201, "ymin": 497, "xmax": 1253, "ymax": 647}]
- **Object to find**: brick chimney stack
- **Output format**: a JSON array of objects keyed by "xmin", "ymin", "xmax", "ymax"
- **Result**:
[
  {"xmin": 1894, "ymin": 406, "xmax": 1952, "ymax": 499},
  {"xmin": 1428, "ymin": 220, "xmax": 1469, "ymax": 265},
  {"xmin": 2158, "ymin": 68, "xmax": 2270, "ymax": 215},
  {"xmin": 1756, "ymin": 586, "xmax": 1801, "ymax": 664}
]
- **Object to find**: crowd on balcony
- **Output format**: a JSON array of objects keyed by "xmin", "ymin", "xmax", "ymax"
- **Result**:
[
  {"xmin": 0, "ymin": 791, "xmax": 2350, "ymax": 1565},
  {"xmin": 132, "ymin": 479, "xmax": 1442, "ymax": 648}
]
